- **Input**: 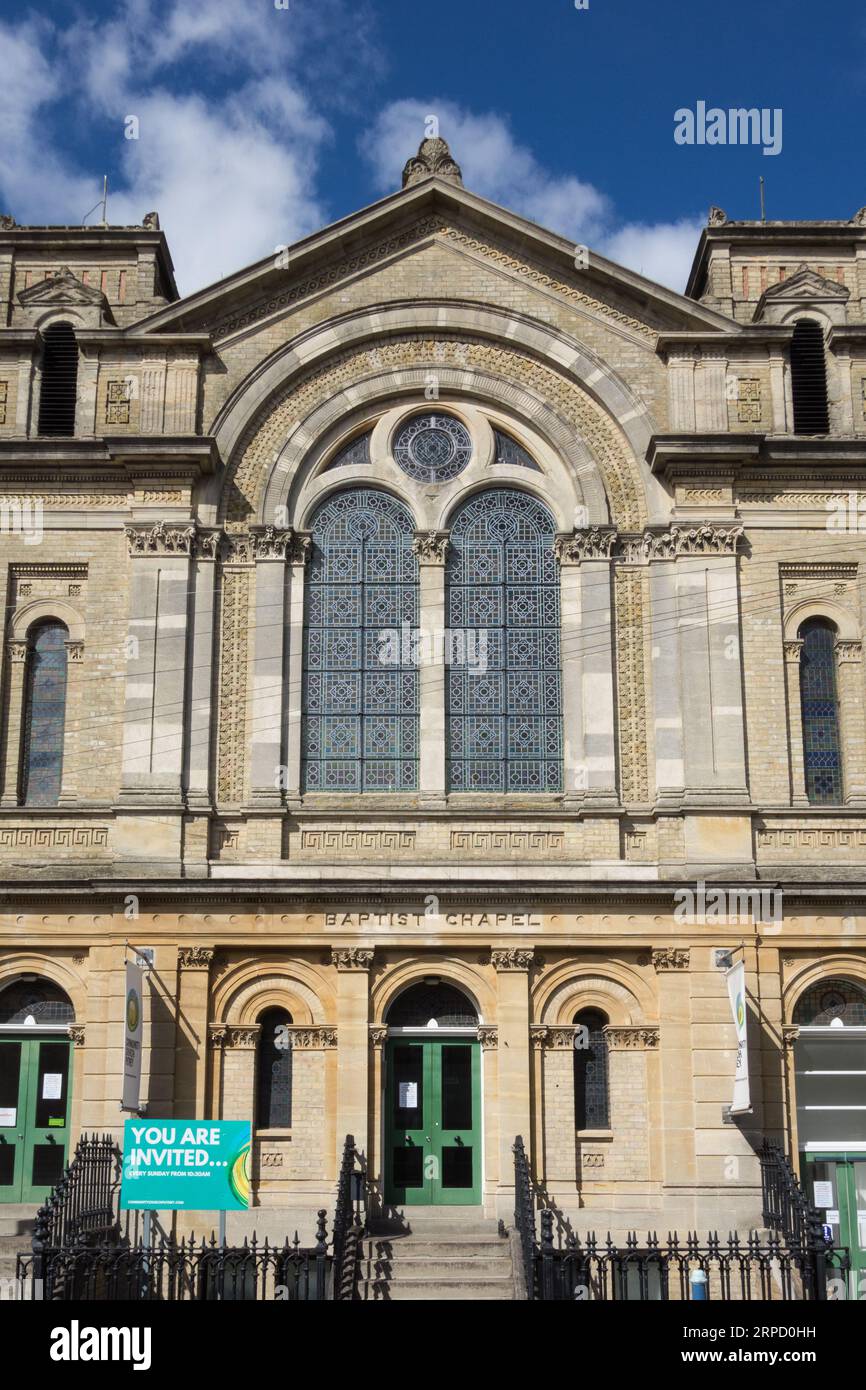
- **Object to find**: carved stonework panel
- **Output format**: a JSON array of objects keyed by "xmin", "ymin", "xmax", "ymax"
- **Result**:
[
  {"xmin": 209, "ymin": 1025, "xmax": 260, "ymax": 1049},
  {"xmin": 450, "ymin": 830, "xmax": 564, "ymax": 854},
  {"xmin": 412, "ymin": 531, "xmax": 450, "ymax": 564},
  {"xmin": 652, "ymin": 948, "xmax": 690, "ymax": 972},
  {"xmin": 126, "ymin": 521, "xmax": 195, "ymax": 556},
  {"xmin": 476, "ymin": 1026, "xmax": 498, "ymax": 1049},
  {"xmin": 604, "ymin": 1026, "xmax": 660, "ymax": 1050},
  {"xmin": 491, "ymin": 948, "xmax": 534, "ymax": 972},
  {"xmin": 615, "ymin": 568, "xmax": 650, "ymax": 804},
  {"xmin": 178, "ymin": 946, "xmax": 214, "ymax": 970},
  {"xmin": 216, "ymin": 568, "xmax": 251, "ymax": 804},
  {"xmin": 301, "ymin": 830, "xmax": 416, "ymax": 855},
  {"xmin": 369, "ymin": 1027, "xmax": 388, "ymax": 1048},
  {"xmin": 288, "ymin": 1026, "xmax": 337, "ymax": 1049},
  {"xmin": 331, "ymin": 948, "xmax": 374, "ymax": 972}
]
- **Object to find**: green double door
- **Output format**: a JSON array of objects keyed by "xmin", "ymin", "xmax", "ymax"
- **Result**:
[
  {"xmin": 803, "ymin": 1154, "xmax": 866, "ymax": 1298},
  {"xmin": 0, "ymin": 1036, "xmax": 72, "ymax": 1203},
  {"xmin": 385, "ymin": 1039, "xmax": 481, "ymax": 1205}
]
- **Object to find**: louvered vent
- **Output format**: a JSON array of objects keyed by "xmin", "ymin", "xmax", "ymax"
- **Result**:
[
  {"xmin": 790, "ymin": 320, "xmax": 829, "ymax": 435},
  {"xmin": 37, "ymin": 323, "xmax": 78, "ymax": 436}
]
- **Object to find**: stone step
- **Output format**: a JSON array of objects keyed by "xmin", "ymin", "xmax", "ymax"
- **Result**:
[
  {"xmin": 0, "ymin": 1211, "xmax": 36, "ymax": 1238},
  {"xmin": 370, "ymin": 1220, "xmax": 501, "ymax": 1239},
  {"xmin": 363, "ymin": 1236, "xmax": 509, "ymax": 1258},
  {"xmin": 361, "ymin": 1278, "xmax": 514, "ymax": 1301},
  {"xmin": 361, "ymin": 1256, "xmax": 511, "ymax": 1279}
]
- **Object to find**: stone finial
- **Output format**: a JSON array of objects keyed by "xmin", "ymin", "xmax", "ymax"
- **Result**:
[
  {"xmin": 0, "ymin": 214, "xmax": 16, "ymax": 230},
  {"xmin": 708, "ymin": 206, "xmax": 728, "ymax": 227},
  {"xmin": 142, "ymin": 211, "xmax": 160, "ymax": 230},
  {"xmin": 850, "ymin": 207, "xmax": 866, "ymax": 227},
  {"xmin": 402, "ymin": 136, "xmax": 463, "ymax": 189}
]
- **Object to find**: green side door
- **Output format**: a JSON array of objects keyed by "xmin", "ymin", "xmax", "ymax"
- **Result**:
[
  {"xmin": 804, "ymin": 1153, "xmax": 866, "ymax": 1299},
  {"xmin": 0, "ymin": 1036, "xmax": 72, "ymax": 1203},
  {"xmin": 385, "ymin": 1038, "xmax": 481, "ymax": 1206}
]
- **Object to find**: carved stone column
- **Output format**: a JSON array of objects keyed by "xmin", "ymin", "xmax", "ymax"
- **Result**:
[
  {"xmin": 284, "ymin": 533, "xmax": 311, "ymax": 801},
  {"xmin": 174, "ymin": 947, "xmax": 214, "ymax": 1118},
  {"xmin": 413, "ymin": 531, "xmax": 449, "ymax": 801},
  {"xmin": 783, "ymin": 640, "xmax": 809, "ymax": 804},
  {"xmin": 492, "ymin": 947, "xmax": 534, "ymax": 1198},
  {"xmin": 835, "ymin": 640, "xmax": 866, "ymax": 802},
  {"xmin": 332, "ymin": 948, "xmax": 373, "ymax": 1169},
  {"xmin": 0, "ymin": 639, "xmax": 28, "ymax": 805}
]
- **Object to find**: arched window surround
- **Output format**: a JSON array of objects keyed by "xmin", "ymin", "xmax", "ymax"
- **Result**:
[
  {"xmin": 797, "ymin": 616, "xmax": 843, "ymax": 805},
  {"xmin": 255, "ymin": 1006, "xmax": 294, "ymax": 1131},
  {"xmin": 3, "ymin": 604, "xmax": 84, "ymax": 809},
  {"xmin": 20, "ymin": 619, "xmax": 70, "ymax": 807},
  {"xmin": 573, "ymin": 1007, "xmax": 611, "ymax": 1132}
]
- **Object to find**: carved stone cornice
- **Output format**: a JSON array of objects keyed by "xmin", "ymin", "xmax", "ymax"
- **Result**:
[
  {"xmin": 476, "ymin": 1025, "xmax": 498, "ymax": 1050},
  {"xmin": 209, "ymin": 1024, "xmax": 260, "ymax": 1049},
  {"xmin": 126, "ymin": 520, "xmax": 196, "ymax": 556},
  {"xmin": 555, "ymin": 527, "xmax": 618, "ymax": 563},
  {"xmin": 369, "ymin": 1026, "xmax": 389, "ymax": 1048},
  {"xmin": 67, "ymin": 1024, "xmax": 85, "ymax": 1047},
  {"xmin": 533, "ymin": 1026, "xmax": 578, "ymax": 1049},
  {"xmin": 195, "ymin": 529, "xmax": 222, "ymax": 561},
  {"xmin": 287, "ymin": 1026, "xmax": 337, "ymax": 1049},
  {"xmin": 604, "ymin": 1025, "xmax": 660, "ymax": 1050},
  {"xmin": 652, "ymin": 948, "xmax": 690, "ymax": 972},
  {"xmin": 835, "ymin": 640, "xmax": 863, "ymax": 663},
  {"xmin": 412, "ymin": 531, "xmax": 450, "ymax": 564},
  {"xmin": 178, "ymin": 946, "xmax": 214, "ymax": 970},
  {"xmin": 248, "ymin": 525, "xmax": 310, "ymax": 563},
  {"xmin": 331, "ymin": 947, "xmax": 374, "ymax": 972},
  {"xmin": 491, "ymin": 947, "xmax": 534, "ymax": 972}
]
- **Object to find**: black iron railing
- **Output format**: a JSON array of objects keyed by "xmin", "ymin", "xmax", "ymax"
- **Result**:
[
  {"xmin": 331, "ymin": 1133, "xmax": 367, "ymax": 1301},
  {"xmin": 19, "ymin": 1228, "xmax": 330, "ymax": 1302},
  {"xmin": 34, "ymin": 1132, "xmax": 121, "ymax": 1251},
  {"xmin": 514, "ymin": 1137, "xmax": 848, "ymax": 1301}
]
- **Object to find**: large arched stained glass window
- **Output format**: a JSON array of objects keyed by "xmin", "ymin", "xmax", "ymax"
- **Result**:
[
  {"xmin": 21, "ymin": 621, "xmax": 69, "ymax": 806},
  {"xmin": 446, "ymin": 489, "xmax": 561, "ymax": 792},
  {"xmin": 799, "ymin": 618, "xmax": 842, "ymax": 804},
  {"xmin": 302, "ymin": 488, "xmax": 419, "ymax": 791}
]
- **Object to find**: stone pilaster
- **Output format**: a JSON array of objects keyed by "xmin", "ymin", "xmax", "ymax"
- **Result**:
[
  {"xmin": 174, "ymin": 947, "xmax": 214, "ymax": 1118},
  {"xmin": 413, "ymin": 531, "xmax": 448, "ymax": 801},
  {"xmin": 0, "ymin": 639, "xmax": 28, "ymax": 805},
  {"xmin": 332, "ymin": 948, "xmax": 372, "ymax": 1167},
  {"xmin": 835, "ymin": 640, "xmax": 866, "ymax": 802},
  {"xmin": 556, "ymin": 531, "xmax": 618, "ymax": 805},
  {"xmin": 492, "ymin": 948, "xmax": 533, "ymax": 1192},
  {"xmin": 783, "ymin": 640, "xmax": 809, "ymax": 804},
  {"xmin": 284, "ymin": 533, "xmax": 311, "ymax": 801}
]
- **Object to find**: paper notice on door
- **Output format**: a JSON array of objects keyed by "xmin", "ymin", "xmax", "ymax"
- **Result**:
[
  {"xmin": 398, "ymin": 1081, "xmax": 418, "ymax": 1109},
  {"xmin": 813, "ymin": 1181, "xmax": 834, "ymax": 1208},
  {"xmin": 42, "ymin": 1072, "xmax": 63, "ymax": 1100},
  {"xmin": 826, "ymin": 1209, "xmax": 840, "ymax": 1226},
  {"xmin": 0, "ymin": 1108, "xmax": 15, "ymax": 1126}
]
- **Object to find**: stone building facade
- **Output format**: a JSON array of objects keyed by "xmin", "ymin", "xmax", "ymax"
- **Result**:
[{"xmin": 0, "ymin": 142, "xmax": 865, "ymax": 1245}]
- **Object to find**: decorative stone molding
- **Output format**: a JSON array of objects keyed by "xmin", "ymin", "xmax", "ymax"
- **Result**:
[
  {"xmin": 758, "ymin": 826, "xmax": 866, "ymax": 851},
  {"xmin": 220, "ymin": 533, "xmax": 255, "ymax": 566},
  {"xmin": 555, "ymin": 527, "xmax": 618, "ymax": 563},
  {"xmin": 736, "ymin": 378, "xmax": 763, "ymax": 425},
  {"xmin": 66, "ymin": 641, "xmax": 84, "ymax": 664},
  {"xmin": 604, "ymin": 1025, "xmax": 660, "ymax": 1050},
  {"xmin": 6, "ymin": 640, "xmax": 27, "ymax": 663},
  {"xmin": 542, "ymin": 1027, "xmax": 578, "ymax": 1049},
  {"xmin": 782, "ymin": 1025, "xmax": 800, "ymax": 1048},
  {"xmin": 835, "ymin": 640, "xmax": 863, "ymax": 663},
  {"xmin": 476, "ymin": 1025, "xmax": 498, "ymax": 1049},
  {"xmin": 196, "ymin": 530, "xmax": 222, "ymax": 561},
  {"xmin": 287, "ymin": 1026, "xmax": 337, "ymax": 1049},
  {"xmin": 620, "ymin": 524, "xmax": 743, "ymax": 563},
  {"xmin": 216, "ymin": 568, "xmax": 250, "ymax": 804},
  {"xmin": 249, "ymin": 526, "xmax": 310, "ymax": 562},
  {"xmin": 302, "ymin": 829, "xmax": 416, "ymax": 854},
  {"xmin": 209, "ymin": 1024, "xmax": 261, "ymax": 1049},
  {"xmin": 708, "ymin": 206, "xmax": 728, "ymax": 226},
  {"xmin": 331, "ymin": 948, "xmax": 374, "ymax": 972},
  {"xmin": 615, "ymin": 568, "xmax": 650, "ymax": 804},
  {"xmin": 582, "ymin": 1152, "xmax": 605, "ymax": 1169},
  {"xmin": 783, "ymin": 640, "xmax": 804, "ymax": 663},
  {"xmin": 412, "ymin": 531, "xmax": 450, "ymax": 564},
  {"xmin": 450, "ymin": 830, "xmax": 563, "ymax": 854},
  {"xmin": 0, "ymin": 826, "xmax": 108, "ymax": 850},
  {"xmin": 260, "ymin": 1150, "xmax": 284, "ymax": 1168},
  {"xmin": 530, "ymin": 1026, "xmax": 549, "ymax": 1049},
  {"xmin": 178, "ymin": 946, "xmax": 214, "ymax": 970},
  {"xmin": 491, "ymin": 948, "xmax": 534, "ymax": 972},
  {"xmin": 67, "ymin": 1025, "xmax": 85, "ymax": 1047},
  {"xmin": 126, "ymin": 521, "xmax": 195, "ymax": 556},
  {"xmin": 652, "ymin": 948, "xmax": 690, "ymax": 972},
  {"xmin": 369, "ymin": 1027, "xmax": 389, "ymax": 1048}
]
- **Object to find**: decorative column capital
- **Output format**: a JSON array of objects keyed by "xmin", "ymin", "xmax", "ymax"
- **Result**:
[
  {"xmin": 249, "ymin": 525, "xmax": 310, "ymax": 562},
  {"xmin": 530, "ymin": 1025, "xmax": 548, "ymax": 1049},
  {"xmin": 532, "ymin": 1025, "xmax": 577, "ymax": 1049},
  {"xmin": 554, "ymin": 527, "xmax": 617, "ymax": 564},
  {"xmin": 476, "ymin": 1025, "xmax": 498, "ymax": 1049},
  {"xmin": 652, "ymin": 947, "xmax": 690, "ymax": 972},
  {"xmin": 782, "ymin": 1025, "xmax": 801, "ymax": 1049},
  {"xmin": 604, "ymin": 1025, "xmax": 660, "ymax": 1050},
  {"xmin": 835, "ymin": 639, "xmax": 863, "ymax": 663},
  {"xmin": 412, "ymin": 530, "xmax": 450, "ymax": 564},
  {"xmin": 6, "ymin": 639, "xmax": 27, "ymax": 663},
  {"xmin": 125, "ymin": 520, "xmax": 196, "ymax": 556},
  {"xmin": 491, "ymin": 947, "xmax": 535, "ymax": 972},
  {"xmin": 783, "ymin": 639, "xmax": 805, "ymax": 664},
  {"xmin": 288, "ymin": 1025, "xmax": 338, "ymax": 1049},
  {"xmin": 331, "ymin": 947, "xmax": 374, "ymax": 972},
  {"xmin": 369, "ymin": 1026, "xmax": 389, "ymax": 1048},
  {"xmin": 178, "ymin": 946, "xmax": 214, "ymax": 970},
  {"xmin": 67, "ymin": 1024, "xmax": 85, "ymax": 1047},
  {"xmin": 65, "ymin": 640, "xmax": 84, "ymax": 663}
]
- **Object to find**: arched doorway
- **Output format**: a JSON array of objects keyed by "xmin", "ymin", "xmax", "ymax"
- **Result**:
[
  {"xmin": 0, "ymin": 977, "xmax": 75, "ymax": 1202},
  {"xmin": 383, "ymin": 982, "xmax": 481, "ymax": 1206},
  {"xmin": 792, "ymin": 976, "xmax": 866, "ymax": 1294}
]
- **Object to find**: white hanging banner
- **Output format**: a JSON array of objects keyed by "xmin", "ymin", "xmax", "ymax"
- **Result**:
[
  {"xmin": 122, "ymin": 958, "xmax": 144, "ymax": 1112},
  {"xmin": 726, "ymin": 959, "xmax": 751, "ymax": 1114}
]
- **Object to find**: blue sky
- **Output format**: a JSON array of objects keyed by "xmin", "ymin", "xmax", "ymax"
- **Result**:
[{"xmin": 0, "ymin": 0, "xmax": 861, "ymax": 294}]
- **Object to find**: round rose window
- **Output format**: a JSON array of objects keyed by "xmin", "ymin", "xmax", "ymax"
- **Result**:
[{"xmin": 393, "ymin": 413, "xmax": 472, "ymax": 482}]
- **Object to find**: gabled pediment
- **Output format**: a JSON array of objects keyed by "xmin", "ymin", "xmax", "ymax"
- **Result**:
[
  {"xmin": 754, "ymin": 263, "xmax": 850, "ymax": 322},
  {"xmin": 133, "ymin": 175, "xmax": 737, "ymax": 343},
  {"xmin": 18, "ymin": 265, "xmax": 110, "ymax": 311}
]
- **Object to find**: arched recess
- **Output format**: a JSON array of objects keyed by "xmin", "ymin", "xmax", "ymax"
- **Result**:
[
  {"xmin": 209, "ymin": 307, "xmax": 656, "ymax": 530},
  {"xmin": 534, "ymin": 962, "xmax": 655, "ymax": 1027},
  {"xmin": 10, "ymin": 599, "xmax": 85, "ymax": 644},
  {"xmin": 371, "ymin": 957, "xmax": 495, "ymax": 1027},
  {"xmin": 0, "ymin": 955, "xmax": 87, "ymax": 1026},
  {"xmin": 783, "ymin": 956, "xmax": 866, "ymax": 1024},
  {"xmin": 215, "ymin": 962, "xmax": 334, "ymax": 1027},
  {"xmin": 783, "ymin": 599, "xmax": 858, "ymax": 643}
]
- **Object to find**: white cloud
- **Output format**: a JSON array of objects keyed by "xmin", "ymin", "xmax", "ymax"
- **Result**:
[{"xmin": 365, "ymin": 98, "xmax": 702, "ymax": 292}]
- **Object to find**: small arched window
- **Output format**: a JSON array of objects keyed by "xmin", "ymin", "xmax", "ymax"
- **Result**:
[
  {"xmin": 21, "ymin": 621, "xmax": 69, "ymax": 807},
  {"xmin": 799, "ymin": 618, "xmax": 842, "ymax": 805},
  {"xmin": 793, "ymin": 978, "xmax": 866, "ymax": 1027},
  {"xmin": 386, "ymin": 982, "xmax": 478, "ymax": 1029},
  {"xmin": 37, "ymin": 323, "xmax": 78, "ymax": 437},
  {"xmin": 256, "ymin": 1008, "xmax": 293, "ymax": 1129},
  {"xmin": 573, "ymin": 1008, "xmax": 610, "ymax": 1130},
  {"xmin": 0, "ymin": 978, "xmax": 75, "ymax": 1025},
  {"xmin": 790, "ymin": 320, "xmax": 829, "ymax": 435}
]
